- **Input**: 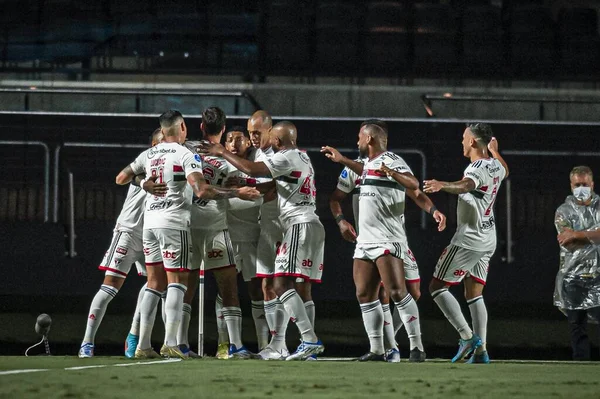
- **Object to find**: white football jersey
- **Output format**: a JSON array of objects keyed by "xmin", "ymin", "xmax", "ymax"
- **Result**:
[
  {"xmin": 336, "ymin": 159, "xmax": 363, "ymax": 223},
  {"xmin": 114, "ymin": 183, "xmax": 146, "ymax": 237},
  {"xmin": 130, "ymin": 142, "xmax": 202, "ymax": 230},
  {"xmin": 264, "ymin": 148, "xmax": 320, "ymax": 229},
  {"xmin": 257, "ymin": 146, "xmax": 280, "ymax": 223},
  {"xmin": 451, "ymin": 158, "xmax": 506, "ymax": 252},
  {"xmin": 357, "ymin": 152, "xmax": 412, "ymax": 244},
  {"xmin": 185, "ymin": 140, "xmax": 233, "ymax": 231},
  {"xmin": 227, "ymin": 147, "xmax": 265, "ymax": 242}
]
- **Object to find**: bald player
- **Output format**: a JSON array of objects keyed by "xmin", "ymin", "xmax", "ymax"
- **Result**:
[
  {"xmin": 199, "ymin": 121, "xmax": 325, "ymax": 360},
  {"xmin": 248, "ymin": 111, "xmax": 290, "ymax": 360}
]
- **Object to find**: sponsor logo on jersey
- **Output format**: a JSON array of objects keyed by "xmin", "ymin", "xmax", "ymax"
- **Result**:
[
  {"xmin": 149, "ymin": 200, "xmax": 172, "ymax": 210},
  {"xmin": 194, "ymin": 154, "xmax": 202, "ymax": 162},
  {"xmin": 453, "ymin": 269, "xmax": 466, "ymax": 277},
  {"xmin": 116, "ymin": 247, "xmax": 128, "ymax": 255},
  {"xmin": 486, "ymin": 164, "xmax": 501, "ymax": 174},
  {"xmin": 340, "ymin": 169, "xmax": 348, "ymax": 179},
  {"xmin": 481, "ymin": 216, "xmax": 495, "ymax": 230},
  {"xmin": 338, "ymin": 180, "xmax": 350, "ymax": 188},
  {"xmin": 148, "ymin": 148, "xmax": 176, "ymax": 158},
  {"xmin": 162, "ymin": 250, "xmax": 177, "ymax": 259},
  {"xmin": 302, "ymin": 259, "xmax": 313, "ymax": 267},
  {"xmin": 360, "ymin": 192, "xmax": 376, "ymax": 197},
  {"xmin": 207, "ymin": 249, "xmax": 223, "ymax": 259}
]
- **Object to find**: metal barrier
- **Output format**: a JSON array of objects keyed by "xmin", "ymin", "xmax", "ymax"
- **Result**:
[
  {"xmin": 0, "ymin": 87, "xmax": 261, "ymax": 115},
  {"xmin": 53, "ymin": 142, "xmax": 148, "ymax": 223},
  {"xmin": 0, "ymin": 140, "xmax": 50, "ymax": 222}
]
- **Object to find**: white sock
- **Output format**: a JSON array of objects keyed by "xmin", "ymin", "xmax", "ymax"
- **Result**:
[
  {"xmin": 304, "ymin": 300, "xmax": 316, "ymax": 329},
  {"xmin": 161, "ymin": 291, "xmax": 167, "ymax": 344},
  {"xmin": 359, "ymin": 300, "xmax": 385, "ymax": 355},
  {"xmin": 468, "ymin": 296, "xmax": 488, "ymax": 353},
  {"xmin": 216, "ymin": 295, "xmax": 229, "ymax": 344},
  {"xmin": 164, "ymin": 283, "xmax": 186, "ymax": 347},
  {"xmin": 265, "ymin": 298, "xmax": 289, "ymax": 350},
  {"xmin": 177, "ymin": 303, "xmax": 192, "ymax": 347},
  {"xmin": 139, "ymin": 287, "xmax": 162, "ymax": 350},
  {"xmin": 279, "ymin": 289, "xmax": 317, "ymax": 343},
  {"xmin": 396, "ymin": 294, "xmax": 424, "ymax": 351},
  {"xmin": 129, "ymin": 283, "xmax": 146, "ymax": 336},
  {"xmin": 382, "ymin": 303, "xmax": 398, "ymax": 351},
  {"xmin": 82, "ymin": 284, "xmax": 118, "ymax": 344},
  {"xmin": 391, "ymin": 304, "xmax": 404, "ymax": 336},
  {"xmin": 222, "ymin": 306, "xmax": 243, "ymax": 349},
  {"xmin": 432, "ymin": 288, "xmax": 472, "ymax": 340},
  {"xmin": 251, "ymin": 300, "xmax": 269, "ymax": 350}
]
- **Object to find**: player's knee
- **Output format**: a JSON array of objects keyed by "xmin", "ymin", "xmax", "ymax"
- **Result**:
[
  {"xmin": 388, "ymin": 287, "xmax": 408, "ymax": 303},
  {"xmin": 428, "ymin": 279, "xmax": 444, "ymax": 294}
]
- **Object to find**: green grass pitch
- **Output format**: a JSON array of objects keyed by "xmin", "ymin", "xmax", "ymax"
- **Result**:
[{"xmin": 1, "ymin": 356, "xmax": 599, "ymax": 398}]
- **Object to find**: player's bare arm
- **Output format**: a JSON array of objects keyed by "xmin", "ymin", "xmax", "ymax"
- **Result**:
[
  {"xmin": 379, "ymin": 162, "xmax": 419, "ymax": 190},
  {"xmin": 423, "ymin": 178, "xmax": 476, "ymax": 195},
  {"xmin": 329, "ymin": 188, "xmax": 357, "ymax": 243},
  {"xmin": 488, "ymin": 137, "xmax": 509, "ymax": 178},
  {"xmin": 187, "ymin": 171, "xmax": 260, "ymax": 200},
  {"xmin": 321, "ymin": 146, "xmax": 364, "ymax": 176},
  {"xmin": 406, "ymin": 188, "xmax": 447, "ymax": 231},
  {"xmin": 197, "ymin": 141, "xmax": 272, "ymax": 177},
  {"xmin": 115, "ymin": 165, "xmax": 135, "ymax": 185},
  {"xmin": 254, "ymin": 180, "xmax": 276, "ymax": 194}
]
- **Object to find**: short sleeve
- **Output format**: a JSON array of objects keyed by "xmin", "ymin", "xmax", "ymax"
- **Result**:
[
  {"xmin": 389, "ymin": 157, "xmax": 413, "ymax": 176},
  {"xmin": 463, "ymin": 163, "xmax": 486, "ymax": 189},
  {"xmin": 264, "ymin": 151, "xmax": 292, "ymax": 178},
  {"xmin": 181, "ymin": 149, "xmax": 204, "ymax": 178},
  {"xmin": 336, "ymin": 167, "xmax": 356, "ymax": 194},
  {"xmin": 130, "ymin": 150, "xmax": 147, "ymax": 175}
]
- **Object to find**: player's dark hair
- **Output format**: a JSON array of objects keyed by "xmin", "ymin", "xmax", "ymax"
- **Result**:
[
  {"xmin": 467, "ymin": 123, "xmax": 493, "ymax": 145},
  {"xmin": 149, "ymin": 128, "xmax": 163, "ymax": 146},
  {"xmin": 570, "ymin": 165, "xmax": 593, "ymax": 179},
  {"xmin": 158, "ymin": 109, "xmax": 183, "ymax": 128},
  {"xmin": 226, "ymin": 125, "xmax": 250, "ymax": 139},
  {"xmin": 202, "ymin": 107, "xmax": 227, "ymax": 135},
  {"xmin": 360, "ymin": 119, "xmax": 388, "ymax": 136}
]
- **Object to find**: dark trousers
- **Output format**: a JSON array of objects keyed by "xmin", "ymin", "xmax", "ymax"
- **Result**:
[{"xmin": 566, "ymin": 307, "xmax": 600, "ymax": 361}]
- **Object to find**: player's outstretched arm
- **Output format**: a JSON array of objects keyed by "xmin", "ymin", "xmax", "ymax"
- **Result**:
[
  {"xmin": 187, "ymin": 172, "xmax": 260, "ymax": 201},
  {"xmin": 329, "ymin": 188, "xmax": 357, "ymax": 243},
  {"xmin": 115, "ymin": 165, "xmax": 136, "ymax": 185},
  {"xmin": 197, "ymin": 141, "xmax": 271, "ymax": 177},
  {"xmin": 423, "ymin": 178, "xmax": 475, "ymax": 195},
  {"xmin": 406, "ymin": 188, "xmax": 446, "ymax": 231},
  {"xmin": 379, "ymin": 162, "xmax": 419, "ymax": 190},
  {"xmin": 321, "ymin": 146, "xmax": 364, "ymax": 176},
  {"xmin": 488, "ymin": 137, "xmax": 509, "ymax": 179}
]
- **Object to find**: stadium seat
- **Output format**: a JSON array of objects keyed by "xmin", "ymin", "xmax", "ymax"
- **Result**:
[
  {"xmin": 263, "ymin": 0, "xmax": 312, "ymax": 74},
  {"xmin": 413, "ymin": 2, "xmax": 459, "ymax": 74},
  {"xmin": 461, "ymin": 4, "xmax": 505, "ymax": 76},
  {"xmin": 557, "ymin": 7, "xmax": 600, "ymax": 76},
  {"xmin": 508, "ymin": 5, "xmax": 556, "ymax": 77},
  {"xmin": 363, "ymin": 1, "xmax": 409, "ymax": 76},
  {"xmin": 314, "ymin": 1, "xmax": 361, "ymax": 74}
]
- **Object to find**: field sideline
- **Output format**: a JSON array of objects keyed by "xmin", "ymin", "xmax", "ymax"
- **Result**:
[{"xmin": 1, "ymin": 357, "xmax": 599, "ymax": 398}]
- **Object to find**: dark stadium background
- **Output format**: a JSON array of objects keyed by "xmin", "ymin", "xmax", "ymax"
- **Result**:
[{"xmin": 2, "ymin": 0, "xmax": 600, "ymax": 360}]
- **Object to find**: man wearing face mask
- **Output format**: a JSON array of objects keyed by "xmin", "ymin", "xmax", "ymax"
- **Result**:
[{"xmin": 555, "ymin": 165, "xmax": 600, "ymax": 361}]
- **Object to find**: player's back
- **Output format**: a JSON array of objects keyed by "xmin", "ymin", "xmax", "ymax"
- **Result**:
[
  {"xmin": 452, "ymin": 157, "xmax": 506, "ymax": 251},
  {"xmin": 357, "ymin": 151, "xmax": 411, "ymax": 244},
  {"xmin": 133, "ymin": 142, "xmax": 199, "ymax": 230},
  {"xmin": 267, "ymin": 148, "xmax": 320, "ymax": 229}
]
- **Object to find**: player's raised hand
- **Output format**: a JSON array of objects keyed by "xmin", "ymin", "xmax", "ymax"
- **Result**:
[
  {"xmin": 433, "ymin": 210, "xmax": 447, "ymax": 231},
  {"xmin": 321, "ymin": 146, "xmax": 343, "ymax": 163},
  {"xmin": 379, "ymin": 162, "xmax": 393, "ymax": 177},
  {"xmin": 237, "ymin": 186, "xmax": 261, "ymax": 201},
  {"xmin": 488, "ymin": 137, "xmax": 499, "ymax": 153},
  {"xmin": 338, "ymin": 220, "xmax": 357, "ymax": 243},
  {"xmin": 197, "ymin": 140, "xmax": 225, "ymax": 157},
  {"xmin": 423, "ymin": 179, "xmax": 443, "ymax": 193},
  {"xmin": 143, "ymin": 175, "xmax": 168, "ymax": 197}
]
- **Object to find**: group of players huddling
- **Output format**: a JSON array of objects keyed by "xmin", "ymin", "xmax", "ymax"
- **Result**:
[{"xmin": 78, "ymin": 108, "xmax": 508, "ymax": 363}]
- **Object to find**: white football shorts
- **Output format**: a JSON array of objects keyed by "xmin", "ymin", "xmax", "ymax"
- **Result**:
[
  {"xmin": 433, "ymin": 244, "xmax": 493, "ymax": 285},
  {"xmin": 273, "ymin": 222, "xmax": 325, "ymax": 283},
  {"xmin": 143, "ymin": 228, "xmax": 192, "ymax": 272},
  {"xmin": 190, "ymin": 229, "xmax": 236, "ymax": 272},
  {"xmin": 99, "ymin": 230, "xmax": 145, "ymax": 278}
]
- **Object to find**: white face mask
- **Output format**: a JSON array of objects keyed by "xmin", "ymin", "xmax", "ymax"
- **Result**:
[{"xmin": 573, "ymin": 186, "xmax": 592, "ymax": 202}]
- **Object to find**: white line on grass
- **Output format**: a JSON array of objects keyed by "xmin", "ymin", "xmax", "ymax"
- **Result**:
[
  {"xmin": 0, "ymin": 369, "xmax": 49, "ymax": 375},
  {"xmin": 1, "ymin": 358, "xmax": 182, "ymax": 376}
]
